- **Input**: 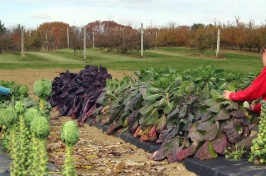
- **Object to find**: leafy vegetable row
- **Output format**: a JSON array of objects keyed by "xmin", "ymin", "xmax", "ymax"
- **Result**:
[{"xmin": 92, "ymin": 65, "xmax": 260, "ymax": 162}]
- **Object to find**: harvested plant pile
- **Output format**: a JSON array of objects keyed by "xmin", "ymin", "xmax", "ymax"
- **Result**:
[{"xmin": 47, "ymin": 65, "xmax": 112, "ymax": 126}]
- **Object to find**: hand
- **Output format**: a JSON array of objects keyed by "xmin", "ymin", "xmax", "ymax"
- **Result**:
[
  {"xmin": 246, "ymin": 104, "xmax": 254, "ymax": 111},
  {"xmin": 223, "ymin": 90, "xmax": 232, "ymax": 100}
]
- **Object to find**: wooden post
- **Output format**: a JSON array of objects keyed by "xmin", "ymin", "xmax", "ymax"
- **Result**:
[
  {"xmin": 21, "ymin": 26, "xmax": 24, "ymax": 57},
  {"xmin": 141, "ymin": 23, "xmax": 144, "ymax": 58},
  {"xmin": 83, "ymin": 25, "xmax": 86, "ymax": 59},
  {"xmin": 216, "ymin": 29, "xmax": 220, "ymax": 58},
  {"xmin": 67, "ymin": 27, "xmax": 69, "ymax": 49}
]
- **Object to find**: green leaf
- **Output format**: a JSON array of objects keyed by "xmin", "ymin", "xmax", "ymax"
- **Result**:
[
  {"xmin": 243, "ymin": 101, "xmax": 249, "ymax": 108},
  {"xmin": 188, "ymin": 122, "xmax": 205, "ymax": 142},
  {"xmin": 178, "ymin": 104, "xmax": 187, "ymax": 118},
  {"xmin": 164, "ymin": 100, "xmax": 174, "ymax": 114},
  {"xmin": 143, "ymin": 108, "xmax": 159, "ymax": 126},
  {"xmin": 210, "ymin": 89, "xmax": 223, "ymax": 100},
  {"xmin": 225, "ymin": 101, "xmax": 238, "ymax": 110},
  {"xmin": 155, "ymin": 113, "xmax": 167, "ymax": 133},
  {"xmin": 147, "ymin": 86, "xmax": 162, "ymax": 94},
  {"xmin": 153, "ymin": 98, "xmax": 166, "ymax": 108},
  {"xmin": 143, "ymin": 93, "xmax": 162, "ymax": 101},
  {"xmin": 204, "ymin": 99, "xmax": 217, "ymax": 106},
  {"xmin": 207, "ymin": 102, "xmax": 221, "ymax": 113},
  {"xmin": 139, "ymin": 103, "xmax": 155, "ymax": 115}
]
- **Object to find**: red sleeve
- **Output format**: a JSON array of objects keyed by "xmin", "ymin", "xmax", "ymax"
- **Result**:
[
  {"xmin": 229, "ymin": 67, "xmax": 266, "ymax": 102},
  {"xmin": 253, "ymin": 103, "xmax": 261, "ymax": 113}
]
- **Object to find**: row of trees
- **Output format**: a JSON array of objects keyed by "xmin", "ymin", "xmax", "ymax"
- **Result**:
[{"xmin": 0, "ymin": 17, "xmax": 266, "ymax": 55}]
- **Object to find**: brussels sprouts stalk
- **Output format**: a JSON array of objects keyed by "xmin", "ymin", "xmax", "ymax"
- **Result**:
[
  {"xmin": 33, "ymin": 79, "xmax": 52, "ymax": 120},
  {"xmin": 0, "ymin": 106, "xmax": 23, "ymax": 176},
  {"xmin": 30, "ymin": 116, "xmax": 50, "ymax": 175},
  {"xmin": 9, "ymin": 124, "xmax": 21, "ymax": 176},
  {"xmin": 14, "ymin": 101, "xmax": 31, "ymax": 176},
  {"xmin": 249, "ymin": 100, "xmax": 266, "ymax": 164},
  {"xmin": 60, "ymin": 121, "xmax": 80, "ymax": 176},
  {"xmin": 62, "ymin": 145, "xmax": 76, "ymax": 176}
]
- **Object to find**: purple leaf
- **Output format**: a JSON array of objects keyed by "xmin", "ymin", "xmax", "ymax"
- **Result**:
[
  {"xmin": 194, "ymin": 141, "xmax": 218, "ymax": 160},
  {"xmin": 176, "ymin": 141, "xmax": 199, "ymax": 160},
  {"xmin": 211, "ymin": 133, "xmax": 228, "ymax": 155},
  {"xmin": 221, "ymin": 121, "xmax": 242, "ymax": 143}
]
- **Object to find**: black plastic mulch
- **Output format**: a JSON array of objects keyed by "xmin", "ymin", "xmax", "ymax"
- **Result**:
[{"xmin": 86, "ymin": 118, "xmax": 266, "ymax": 176}]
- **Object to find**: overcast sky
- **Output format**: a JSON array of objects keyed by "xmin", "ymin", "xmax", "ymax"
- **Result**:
[{"xmin": 1, "ymin": 0, "xmax": 265, "ymax": 29}]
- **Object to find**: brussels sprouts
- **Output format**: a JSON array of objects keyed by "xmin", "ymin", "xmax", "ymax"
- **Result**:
[
  {"xmin": 30, "ymin": 116, "xmax": 50, "ymax": 138},
  {"xmin": 24, "ymin": 108, "xmax": 41, "ymax": 126},
  {"xmin": 33, "ymin": 79, "xmax": 52, "ymax": 99},
  {"xmin": 184, "ymin": 82, "xmax": 195, "ymax": 94},
  {"xmin": 19, "ymin": 85, "xmax": 29, "ymax": 98},
  {"xmin": 60, "ymin": 121, "xmax": 80, "ymax": 146},
  {"xmin": 0, "ymin": 106, "xmax": 17, "ymax": 127},
  {"xmin": 14, "ymin": 101, "xmax": 25, "ymax": 114}
]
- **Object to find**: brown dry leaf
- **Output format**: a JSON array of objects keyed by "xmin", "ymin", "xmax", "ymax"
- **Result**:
[
  {"xmin": 85, "ymin": 154, "xmax": 98, "ymax": 159},
  {"xmin": 113, "ymin": 161, "xmax": 126, "ymax": 173},
  {"xmin": 46, "ymin": 110, "xmax": 197, "ymax": 176}
]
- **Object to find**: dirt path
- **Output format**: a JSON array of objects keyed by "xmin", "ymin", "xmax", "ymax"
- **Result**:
[{"xmin": 0, "ymin": 68, "xmax": 197, "ymax": 176}]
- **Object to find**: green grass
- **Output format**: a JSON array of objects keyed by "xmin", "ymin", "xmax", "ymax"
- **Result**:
[{"xmin": 0, "ymin": 47, "xmax": 263, "ymax": 74}]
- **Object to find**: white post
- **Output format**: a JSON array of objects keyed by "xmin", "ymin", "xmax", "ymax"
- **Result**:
[
  {"xmin": 155, "ymin": 32, "xmax": 157, "ymax": 50},
  {"xmin": 46, "ymin": 33, "xmax": 48, "ymax": 51},
  {"xmin": 83, "ymin": 26, "xmax": 86, "ymax": 59},
  {"xmin": 216, "ymin": 29, "xmax": 220, "ymax": 58},
  {"xmin": 21, "ymin": 26, "xmax": 24, "ymax": 57},
  {"xmin": 92, "ymin": 31, "xmax": 95, "ymax": 49},
  {"xmin": 67, "ymin": 27, "xmax": 69, "ymax": 49},
  {"xmin": 141, "ymin": 23, "xmax": 144, "ymax": 58}
]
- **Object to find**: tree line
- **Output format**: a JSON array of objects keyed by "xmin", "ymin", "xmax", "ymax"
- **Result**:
[{"xmin": 0, "ymin": 17, "xmax": 266, "ymax": 55}]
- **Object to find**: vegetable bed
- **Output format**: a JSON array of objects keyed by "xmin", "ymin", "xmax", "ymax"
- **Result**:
[
  {"xmin": 1, "ymin": 64, "xmax": 266, "ymax": 176},
  {"xmin": 0, "ymin": 68, "xmax": 196, "ymax": 176},
  {"xmin": 48, "ymin": 65, "xmax": 261, "ymax": 162}
]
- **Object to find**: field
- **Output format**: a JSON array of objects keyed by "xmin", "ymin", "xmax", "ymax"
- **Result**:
[
  {"xmin": 0, "ymin": 47, "xmax": 263, "ymax": 175},
  {"xmin": 0, "ymin": 47, "xmax": 263, "ymax": 73}
]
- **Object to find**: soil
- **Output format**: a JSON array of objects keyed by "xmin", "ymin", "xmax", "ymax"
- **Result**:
[{"xmin": 0, "ymin": 68, "xmax": 197, "ymax": 176}]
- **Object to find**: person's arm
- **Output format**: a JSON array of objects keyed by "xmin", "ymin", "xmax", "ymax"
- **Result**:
[
  {"xmin": 0, "ymin": 86, "xmax": 10, "ymax": 95},
  {"xmin": 229, "ymin": 67, "xmax": 266, "ymax": 101},
  {"xmin": 224, "ymin": 91, "xmax": 261, "ymax": 113}
]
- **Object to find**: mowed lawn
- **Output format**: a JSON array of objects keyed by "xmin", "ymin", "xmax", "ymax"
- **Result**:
[{"xmin": 0, "ymin": 47, "xmax": 263, "ymax": 74}]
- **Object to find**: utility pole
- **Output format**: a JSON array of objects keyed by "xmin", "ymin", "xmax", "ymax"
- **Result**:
[
  {"xmin": 21, "ymin": 26, "xmax": 24, "ymax": 57},
  {"xmin": 141, "ymin": 23, "xmax": 144, "ymax": 58},
  {"xmin": 83, "ymin": 25, "xmax": 86, "ymax": 59},
  {"xmin": 67, "ymin": 27, "xmax": 69, "ymax": 49},
  {"xmin": 216, "ymin": 29, "xmax": 221, "ymax": 58}
]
